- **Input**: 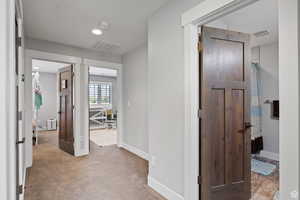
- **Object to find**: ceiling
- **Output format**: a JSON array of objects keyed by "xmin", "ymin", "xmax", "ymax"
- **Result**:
[
  {"xmin": 23, "ymin": 0, "xmax": 171, "ymax": 56},
  {"xmin": 208, "ymin": 0, "xmax": 278, "ymax": 47},
  {"xmin": 32, "ymin": 59, "xmax": 69, "ymax": 73}
]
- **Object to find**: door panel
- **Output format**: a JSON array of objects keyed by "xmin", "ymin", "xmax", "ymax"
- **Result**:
[
  {"xmin": 231, "ymin": 89, "xmax": 245, "ymax": 183},
  {"xmin": 200, "ymin": 26, "xmax": 251, "ymax": 200},
  {"xmin": 58, "ymin": 66, "xmax": 74, "ymax": 155},
  {"xmin": 210, "ymin": 89, "xmax": 226, "ymax": 187},
  {"xmin": 207, "ymin": 39, "xmax": 244, "ymax": 82}
]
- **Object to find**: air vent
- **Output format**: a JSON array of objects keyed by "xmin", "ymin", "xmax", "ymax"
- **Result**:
[
  {"xmin": 253, "ymin": 30, "xmax": 269, "ymax": 38},
  {"xmin": 92, "ymin": 40, "xmax": 120, "ymax": 53}
]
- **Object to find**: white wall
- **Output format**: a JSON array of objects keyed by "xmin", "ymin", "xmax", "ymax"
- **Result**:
[
  {"xmin": 259, "ymin": 43, "xmax": 279, "ymax": 154},
  {"xmin": 36, "ymin": 72, "xmax": 58, "ymax": 129},
  {"xmin": 122, "ymin": 44, "xmax": 148, "ymax": 154},
  {"xmin": 147, "ymin": 0, "xmax": 203, "ymax": 196},
  {"xmin": 278, "ymin": 0, "xmax": 299, "ymax": 198}
]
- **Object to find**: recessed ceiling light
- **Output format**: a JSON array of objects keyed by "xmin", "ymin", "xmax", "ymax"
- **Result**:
[{"xmin": 92, "ymin": 28, "xmax": 103, "ymax": 35}]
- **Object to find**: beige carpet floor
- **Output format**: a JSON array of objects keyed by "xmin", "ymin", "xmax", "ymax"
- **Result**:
[
  {"xmin": 25, "ymin": 131, "xmax": 165, "ymax": 200},
  {"xmin": 90, "ymin": 128, "xmax": 117, "ymax": 146},
  {"xmin": 26, "ymin": 131, "xmax": 278, "ymax": 200}
]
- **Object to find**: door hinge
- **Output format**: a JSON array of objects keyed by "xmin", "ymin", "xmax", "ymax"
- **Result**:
[
  {"xmin": 198, "ymin": 41, "xmax": 203, "ymax": 52},
  {"xmin": 198, "ymin": 109, "xmax": 202, "ymax": 118},
  {"xmin": 72, "ymin": 72, "xmax": 75, "ymax": 77},
  {"xmin": 198, "ymin": 176, "xmax": 202, "ymax": 185},
  {"xmin": 18, "ymin": 111, "xmax": 22, "ymax": 120},
  {"xmin": 16, "ymin": 75, "xmax": 19, "ymax": 86},
  {"xmin": 17, "ymin": 185, "xmax": 23, "ymax": 194},
  {"xmin": 17, "ymin": 37, "xmax": 22, "ymax": 47},
  {"xmin": 16, "ymin": 137, "xmax": 25, "ymax": 145},
  {"xmin": 21, "ymin": 74, "xmax": 25, "ymax": 82}
]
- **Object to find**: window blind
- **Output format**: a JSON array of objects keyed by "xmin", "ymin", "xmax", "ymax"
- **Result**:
[{"xmin": 89, "ymin": 82, "xmax": 112, "ymax": 105}]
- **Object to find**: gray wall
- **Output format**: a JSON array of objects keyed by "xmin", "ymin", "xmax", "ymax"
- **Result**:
[
  {"xmin": 259, "ymin": 43, "xmax": 279, "ymax": 154},
  {"xmin": 89, "ymin": 74, "xmax": 118, "ymax": 111},
  {"xmin": 37, "ymin": 72, "xmax": 58, "ymax": 129},
  {"xmin": 148, "ymin": 0, "xmax": 203, "ymax": 195},
  {"xmin": 122, "ymin": 45, "xmax": 148, "ymax": 153}
]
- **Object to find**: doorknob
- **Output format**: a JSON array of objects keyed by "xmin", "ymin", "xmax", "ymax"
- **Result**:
[
  {"xmin": 238, "ymin": 122, "xmax": 253, "ymax": 133},
  {"xmin": 244, "ymin": 122, "xmax": 253, "ymax": 129}
]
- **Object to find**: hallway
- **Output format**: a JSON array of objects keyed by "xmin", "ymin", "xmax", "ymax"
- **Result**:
[{"xmin": 25, "ymin": 132, "xmax": 165, "ymax": 200}]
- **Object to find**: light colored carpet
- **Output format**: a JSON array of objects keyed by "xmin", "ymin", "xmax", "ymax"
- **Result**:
[
  {"xmin": 33, "ymin": 131, "xmax": 279, "ymax": 200},
  {"xmin": 25, "ymin": 131, "xmax": 165, "ymax": 200},
  {"xmin": 90, "ymin": 128, "xmax": 117, "ymax": 146}
]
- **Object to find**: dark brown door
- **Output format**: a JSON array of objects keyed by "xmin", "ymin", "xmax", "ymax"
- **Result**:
[
  {"xmin": 200, "ymin": 26, "xmax": 251, "ymax": 200},
  {"xmin": 58, "ymin": 65, "xmax": 74, "ymax": 155}
]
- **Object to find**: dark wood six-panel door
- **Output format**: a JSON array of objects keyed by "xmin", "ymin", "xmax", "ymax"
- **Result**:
[
  {"xmin": 58, "ymin": 65, "xmax": 74, "ymax": 155},
  {"xmin": 200, "ymin": 26, "xmax": 251, "ymax": 200}
]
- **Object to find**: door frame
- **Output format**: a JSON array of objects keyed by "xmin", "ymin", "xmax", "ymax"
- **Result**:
[
  {"xmin": 83, "ymin": 59, "xmax": 123, "ymax": 148},
  {"xmin": 1, "ymin": 0, "xmax": 18, "ymax": 199},
  {"xmin": 1, "ymin": 0, "xmax": 25, "ymax": 199},
  {"xmin": 182, "ymin": 0, "xmax": 300, "ymax": 200},
  {"xmin": 24, "ymin": 50, "xmax": 82, "ymax": 167}
]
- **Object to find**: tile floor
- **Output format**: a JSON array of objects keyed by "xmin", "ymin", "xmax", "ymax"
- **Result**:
[{"xmin": 251, "ymin": 156, "xmax": 279, "ymax": 200}]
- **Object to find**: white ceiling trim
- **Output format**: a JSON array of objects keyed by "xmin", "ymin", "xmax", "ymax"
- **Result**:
[{"xmin": 181, "ymin": 0, "xmax": 259, "ymax": 26}]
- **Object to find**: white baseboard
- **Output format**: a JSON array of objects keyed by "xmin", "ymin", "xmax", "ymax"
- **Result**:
[
  {"xmin": 148, "ymin": 176, "xmax": 184, "ymax": 200},
  {"xmin": 120, "ymin": 143, "xmax": 149, "ymax": 161},
  {"xmin": 75, "ymin": 149, "xmax": 89, "ymax": 157},
  {"xmin": 259, "ymin": 150, "xmax": 279, "ymax": 161}
]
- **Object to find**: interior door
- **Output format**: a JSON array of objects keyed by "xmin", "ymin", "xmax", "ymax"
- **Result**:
[
  {"xmin": 58, "ymin": 66, "xmax": 75, "ymax": 155},
  {"xmin": 200, "ymin": 26, "xmax": 251, "ymax": 200}
]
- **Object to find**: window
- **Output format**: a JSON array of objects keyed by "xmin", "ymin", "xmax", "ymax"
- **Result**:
[{"xmin": 89, "ymin": 82, "xmax": 112, "ymax": 105}]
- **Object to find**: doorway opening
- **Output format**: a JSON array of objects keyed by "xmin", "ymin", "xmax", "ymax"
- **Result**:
[
  {"xmin": 31, "ymin": 59, "xmax": 74, "ymax": 153},
  {"xmin": 88, "ymin": 66, "xmax": 118, "ymax": 147},
  {"xmin": 199, "ymin": 0, "xmax": 279, "ymax": 199}
]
